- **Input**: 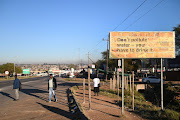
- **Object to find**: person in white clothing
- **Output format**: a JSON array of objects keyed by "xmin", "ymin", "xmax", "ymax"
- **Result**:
[{"xmin": 93, "ymin": 75, "xmax": 100, "ymax": 96}]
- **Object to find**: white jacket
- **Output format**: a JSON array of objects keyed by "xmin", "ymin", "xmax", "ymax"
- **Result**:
[{"xmin": 93, "ymin": 78, "xmax": 100, "ymax": 87}]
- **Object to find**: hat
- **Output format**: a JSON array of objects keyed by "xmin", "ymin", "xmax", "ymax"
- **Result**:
[{"xmin": 50, "ymin": 74, "xmax": 53, "ymax": 76}]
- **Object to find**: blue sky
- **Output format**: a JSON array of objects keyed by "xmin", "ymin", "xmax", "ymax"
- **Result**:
[{"xmin": 0, "ymin": 0, "xmax": 180, "ymax": 64}]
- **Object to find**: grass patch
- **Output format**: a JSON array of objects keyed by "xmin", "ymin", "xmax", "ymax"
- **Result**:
[
  {"xmin": 98, "ymin": 88, "xmax": 180, "ymax": 120},
  {"xmin": 99, "ymin": 89, "xmax": 118, "ymax": 98},
  {"xmin": 71, "ymin": 85, "xmax": 79, "ymax": 93},
  {"xmin": 63, "ymin": 78, "xmax": 93, "ymax": 82}
]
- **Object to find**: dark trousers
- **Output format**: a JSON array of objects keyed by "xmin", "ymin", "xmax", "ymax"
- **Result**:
[{"xmin": 94, "ymin": 87, "xmax": 99, "ymax": 96}]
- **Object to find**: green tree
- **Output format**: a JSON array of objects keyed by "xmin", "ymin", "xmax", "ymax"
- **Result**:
[
  {"xmin": 173, "ymin": 24, "xmax": 180, "ymax": 55},
  {"xmin": 68, "ymin": 64, "xmax": 77, "ymax": 70},
  {"xmin": 95, "ymin": 51, "xmax": 141, "ymax": 72},
  {"xmin": 0, "ymin": 63, "xmax": 22, "ymax": 74}
]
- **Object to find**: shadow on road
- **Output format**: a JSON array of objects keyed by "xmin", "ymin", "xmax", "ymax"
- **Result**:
[
  {"xmin": 21, "ymin": 89, "xmax": 48, "ymax": 102},
  {"xmin": 37, "ymin": 102, "xmax": 72, "ymax": 119},
  {"xmin": 58, "ymin": 82, "xmax": 82, "ymax": 87},
  {"xmin": 0, "ymin": 91, "xmax": 15, "ymax": 100}
]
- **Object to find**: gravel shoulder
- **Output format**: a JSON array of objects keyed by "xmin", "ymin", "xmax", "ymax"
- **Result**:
[{"xmin": 74, "ymin": 86, "xmax": 145, "ymax": 120}]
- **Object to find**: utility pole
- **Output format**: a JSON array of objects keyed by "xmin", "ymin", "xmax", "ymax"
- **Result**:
[
  {"xmin": 88, "ymin": 52, "xmax": 89, "ymax": 67},
  {"xmin": 88, "ymin": 52, "xmax": 91, "ymax": 110},
  {"xmin": 81, "ymin": 59, "xmax": 82, "ymax": 70},
  {"xmin": 103, "ymin": 38, "xmax": 109, "ymax": 82},
  {"xmin": 14, "ymin": 56, "xmax": 19, "ymax": 76},
  {"xmin": 14, "ymin": 63, "xmax": 15, "ymax": 75}
]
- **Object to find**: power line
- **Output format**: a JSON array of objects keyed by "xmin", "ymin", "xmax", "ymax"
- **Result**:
[
  {"xmin": 112, "ymin": 0, "xmax": 148, "ymax": 31},
  {"xmin": 92, "ymin": 42, "xmax": 106, "ymax": 53},
  {"xmin": 88, "ymin": 40, "xmax": 104, "ymax": 53},
  {"xmin": 88, "ymin": 0, "xmax": 148, "ymax": 53},
  {"xmin": 124, "ymin": 0, "xmax": 165, "ymax": 30}
]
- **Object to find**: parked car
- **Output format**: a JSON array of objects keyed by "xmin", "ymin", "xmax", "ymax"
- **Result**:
[{"xmin": 142, "ymin": 76, "xmax": 165, "ymax": 83}]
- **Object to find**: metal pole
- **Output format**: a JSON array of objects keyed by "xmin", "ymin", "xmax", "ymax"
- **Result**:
[
  {"xmin": 122, "ymin": 58, "xmax": 124, "ymax": 115},
  {"xmin": 117, "ymin": 71, "xmax": 119, "ymax": 102},
  {"xmin": 83, "ymin": 78, "xmax": 85, "ymax": 103},
  {"xmin": 161, "ymin": 58, "xmax": 163, "ymax": 110},
  {"xmin": 132, "ymin": 71, "xmax": 134, "ymax": 111}
]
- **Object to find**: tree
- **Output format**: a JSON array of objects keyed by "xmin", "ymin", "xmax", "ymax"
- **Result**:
[
  {"xmin": 95, "ymin": 51, "xmax": 141, "ymax": 72},
  {"xmin": 173, "ymin": 24, "xmax": 180, "ymax": 55},
  {"xmin": 68, "ymin": 64, "xmax": 77, "ymax": 70},
  {"xmin": 0, "ymin": 63, "xmax": 22, "ymax": 74},
  {"xmin": 100, "ymin": 50, "xmax": 117, "ymax": 71}
]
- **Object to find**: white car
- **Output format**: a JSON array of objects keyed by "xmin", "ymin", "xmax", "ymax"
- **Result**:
[{"xmin": 142, "ymin": 76, "xmax": 165, "ymax": 83}]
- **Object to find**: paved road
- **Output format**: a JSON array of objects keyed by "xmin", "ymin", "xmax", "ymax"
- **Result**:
[
  {"xmin": 0, "ymin": 77, "xmax": 81, "ymax": 120},
  {"xmin": 0, "ymin": 77, "xmax": 48, "ymax": 89}
]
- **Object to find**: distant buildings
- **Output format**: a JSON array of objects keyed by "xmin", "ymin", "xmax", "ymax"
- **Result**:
[{"xmin": 18, "ymin": 64, "xmax": 88, "ymax": 73}]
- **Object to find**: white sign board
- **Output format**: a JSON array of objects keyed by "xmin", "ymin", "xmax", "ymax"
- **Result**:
[
  {"xmin": 118, "ymin": 60, "xmax": 121, "ymax": 67},
  {"xmin": 92, "ymin": 64, "xmax": 95, "ymax": 69},
  {"xmin": 5, "ymin": 71, "xmax": 9, "ymax": 75}
]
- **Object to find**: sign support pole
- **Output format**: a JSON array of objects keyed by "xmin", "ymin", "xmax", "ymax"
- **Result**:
[
  {"xmin": 161, "ymin": 58, "xmax": 163, "ymax": 110},
  {"xmin": 117, "ymin": 71, "xmax": 119, "ymax": 102},
  {"xmin": 132, "ymin": 71, "xmax": 134, "ymax": 111},
  {"xmin": 122, "ymin": 58, "xmax": 124, "ymax": 115}
]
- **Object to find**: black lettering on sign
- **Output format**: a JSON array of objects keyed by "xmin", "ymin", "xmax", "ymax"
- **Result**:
[
  {"xmin": 117, "ymin": 49, "xmax": 128, "ymax": 52},
  {"xmin": 117, "ymin": 43, "xmax": 130, "ymax": 47},
  {"xmin": 136, "ymin": 48, "xmax": 148, "ymax": 52}
]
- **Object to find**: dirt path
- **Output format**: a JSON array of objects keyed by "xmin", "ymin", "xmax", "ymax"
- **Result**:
[{"xmin": 74, "ymin": 86, "xmax": 145, "ymax": 120}]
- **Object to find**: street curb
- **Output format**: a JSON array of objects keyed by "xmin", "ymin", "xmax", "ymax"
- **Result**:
[{"xmin": 67, "ymin": 88, "xmax": 89, "ymax": 120}]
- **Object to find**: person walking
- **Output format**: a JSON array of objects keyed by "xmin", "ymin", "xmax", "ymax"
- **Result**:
[
  {"xmin": 13, "ymin": 75, "xmax": 21, "ymax": 101},
  {"xmin": 93, "ymin": 75, "xmax": 100, "ymax": 96},
  {"xmin": 48, "ymin": 74, "xmax": 57, "ymax": 102}
]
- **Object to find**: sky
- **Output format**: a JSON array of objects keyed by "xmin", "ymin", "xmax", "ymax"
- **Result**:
[{"xmin": 0, "ymin": 0, "xmax": 180, "ymax": 64}]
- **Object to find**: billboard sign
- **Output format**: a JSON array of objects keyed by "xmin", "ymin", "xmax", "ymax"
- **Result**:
[
  {"xmin": 109, "ymin": 31, "xmax": 175, "ymax": 59},
  {"xmin": 23, "ymin": 69, "xmax": 30, "ymax": 74}
]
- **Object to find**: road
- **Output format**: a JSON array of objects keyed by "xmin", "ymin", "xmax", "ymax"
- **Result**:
[
  {"xmin": 0, "ymin": 77, "xmax": 47, "ymax": 90},
  {"xmin": 0, "ymin": 77, "xmax": 81, "ymax": 120}
]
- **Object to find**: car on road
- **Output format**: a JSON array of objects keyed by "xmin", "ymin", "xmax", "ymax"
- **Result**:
[{"xmin": 142, "ymin": 76, "xmax": 165, "ymax": 83}]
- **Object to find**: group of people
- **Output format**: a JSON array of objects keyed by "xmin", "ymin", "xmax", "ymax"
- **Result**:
[
  {"xmin": 13, "ymin": 74, "xmax": 58, "ymax": 102},
  {"xmin": 13, "ymin": 73, "xmax": 101, "ymax": 101}
]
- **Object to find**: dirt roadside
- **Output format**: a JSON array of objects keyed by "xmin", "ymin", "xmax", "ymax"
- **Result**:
[{"xmin": 74, "ymin": 86, "xmax": 146, "ymax": 120}]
